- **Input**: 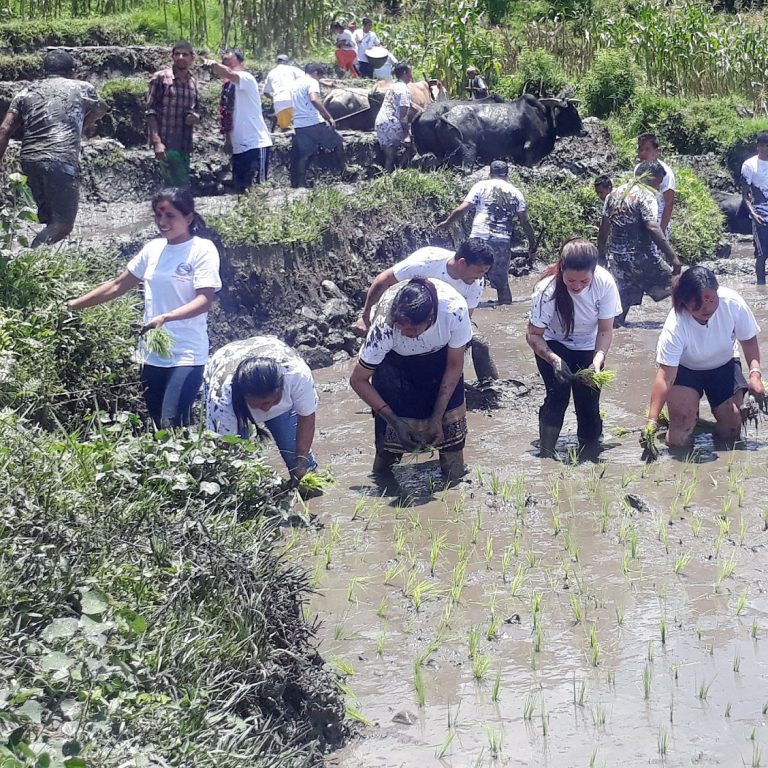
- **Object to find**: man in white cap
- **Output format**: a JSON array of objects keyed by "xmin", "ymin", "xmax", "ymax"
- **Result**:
[
  {"xmin": 438, "ymin": 160, "xmax": 536, "ymax": 304},
  {"xmin": 263, "ymin": 53, "xmax": 305, "ymax": 131},
  {"xmin": 466, "ymin": 66, "xmax": 489, "ymax": 100}
]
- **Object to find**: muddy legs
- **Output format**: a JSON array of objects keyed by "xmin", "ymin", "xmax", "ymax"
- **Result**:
[
  {"xmin": 439, "ymin": 450, "xmax": 466, "ymax": 482},
  {"xmin": 538, "ymin": 419, "xmax": 561, "ymax": 459},
  {"xmin": 372, "ymin": 449, "xmax": 400, "ymax": 474},
  {"xmin": 470, "ymin": 335, "xmax": 499, "ymax": 382}
]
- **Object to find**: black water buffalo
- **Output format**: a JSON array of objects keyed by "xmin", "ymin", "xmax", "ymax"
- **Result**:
[
  {"xmin": 712, "ymin": 191, "xmax": 752, "ymax": 234},
  {"xmin": 411, "ymin": 94, "xmax": 583, "ymax": 167}
]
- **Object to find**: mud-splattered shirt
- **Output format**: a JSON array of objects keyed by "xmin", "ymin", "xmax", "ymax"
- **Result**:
[
  {"xmin": 359, "ymin": 279, "xmax": 472, "ymax": 367},
  {"xmin": 741, "ymin": 155, "xmax": 768, "ymax": 220},
  {"xmin": 634, "ymin": 159, "xmax": 675, "ymax": 227},
  {"xmin": 465, "ymin": 178, "xmax": 526, "ymax": 242},
  {"xmin": 204, "ymin": 336, "xmax": 318, "ymax": 437},
  {"xmin": 656, "ymin": 287, "xmax": 760, "ymax": 371},
  {"xmin": 602, "ymin": 182, "xmax": 658, "ymax": 259},
  {"xmin": 9, "ymin": 77, "xmax": 103, "ymax": 170},
  {"xmin": 392, "ymin": 246, "xmax": 484, "ymax": 310},
  {"xmin": 530, "ymin": 265, "xmax": 622, "ymax": 350},
  {"xmin": 375, "ymin": 81, "xmax": 411, "ymax": 127}
]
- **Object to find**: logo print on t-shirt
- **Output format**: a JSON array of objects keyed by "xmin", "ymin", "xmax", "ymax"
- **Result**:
[{"xmin": 176, "ymin": 262, "xmax": 193, "ymax": 276}]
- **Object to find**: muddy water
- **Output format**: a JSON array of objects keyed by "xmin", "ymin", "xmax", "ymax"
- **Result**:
[{"xmin": 285, "ymin": 246, "xmax": 768, "ymax": 768}]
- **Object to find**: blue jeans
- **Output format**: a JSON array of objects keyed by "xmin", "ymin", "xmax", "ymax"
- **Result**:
[{"xmin": 265, "ymin": 409, "xmax": 317, "ymax": 472}]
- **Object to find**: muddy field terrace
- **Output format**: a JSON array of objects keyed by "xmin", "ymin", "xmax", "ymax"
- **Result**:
[{"xmin": 3, "ymin": 4, "xmax": 768, "ymax": 766}]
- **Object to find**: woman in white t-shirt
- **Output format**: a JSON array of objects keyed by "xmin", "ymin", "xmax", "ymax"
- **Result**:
[
  {"xmin": 204, "ymin": 336, "xmax": 318, "ymax": 481},
  {"xmin": 526, "ymin": 238, "xmax": 622, "ymax": 458},
  {"xmin": 350, "ymin": 278, "xmax": 473, "ymax": 481},
  {"xmin": 331, "ymin": 22, "xmax": 359, "ymax": 78},
  {"xmin": 68, "ymin": 188, "xmax": 222, "ymax": 428},
  {"xmin": 645, "ymin": 266, "xmax": 764, "ymax": 450}
]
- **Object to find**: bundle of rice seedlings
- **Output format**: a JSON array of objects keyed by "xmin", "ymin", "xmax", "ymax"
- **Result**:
[
  {"xmin": 299, "ymin": 469, "xmax": 335, "ymax": 492},
  {"xmin": 144, "ymin": 327, "xmax": 173, "ymax": 359},
  {"xmin": 573, "ymin": 368, "xmax": 616, "ymax": 390},
  {"xmin": 641, "ymin": 423, "xmax": 659, "ymax": 461}
]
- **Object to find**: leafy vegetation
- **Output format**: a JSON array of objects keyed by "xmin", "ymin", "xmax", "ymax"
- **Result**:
[
  {"xmin": 0, "ymin": 414, "xmax": 345, "ymax": 767},
  {"xmin": 580, "ymin": 49, "xmax": 639, "ymax": 118},
  {"xmin": 495, "ymin": 48, "xmax": 568, "ymax": 99}
]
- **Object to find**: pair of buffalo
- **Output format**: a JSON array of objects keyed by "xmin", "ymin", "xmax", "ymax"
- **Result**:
[{"xmin": 323, "ymin": 81, "xmax": 584, "ymax": 167}]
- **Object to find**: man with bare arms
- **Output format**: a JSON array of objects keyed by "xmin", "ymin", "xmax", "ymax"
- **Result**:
[{"xmin": 740, "ymin": 130, "xmax": 768, "ymax": 285}]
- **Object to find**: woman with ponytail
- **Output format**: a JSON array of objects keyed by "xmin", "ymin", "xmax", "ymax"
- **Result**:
[
  {"xmin": 526, "ymin": 237, "xmax": 621, "ymax": 458},
  {"xmin": 350, "ymin": 277, "xmax": 473, "ymax": 481},
  {"xmin": 68, "ymin": 187, "xmax": 221, "ymax": 428}
]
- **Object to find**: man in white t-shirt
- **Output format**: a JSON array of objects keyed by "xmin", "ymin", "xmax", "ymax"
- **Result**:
[
  {"xmin": 263, "ymin": 54, "xmax": 305, "ymax": 131},
  {"xmin": 354, "ymin": 239, "xmax": 498, "ymax": 380},
  {"xmin": 205, "ymin": 49, "xmax": 272, "ymax": 192},
  {"xmin": 636, "ymin": 132, "xmax": 676, "ymax": 238},
  {"xmin": 356, "ymin": 18, "xmax": 381, "ymax": 78},
  {"xmin": 290, "ymin": 62, "xmax": 346, "ymax": 188},
  {"xmin": 740, "ymin": 130, "xmax": 768, "ymax": 285},
  {"xmin": 437, "ymin": 160, "xmax": 536, "ymax": 304}
]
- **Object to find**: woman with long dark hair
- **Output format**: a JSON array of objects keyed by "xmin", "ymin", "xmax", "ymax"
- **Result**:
[
  {"xmin": 204, "ymin": 336, "xmax": 318, "ymax": 481},
  {"xmin": 645, "ymin": 266, "xmax": 764, "ymax": 449},
  {"xmin": 350, "ymin": 277, "xmax": 473, "ymax": 481},
  {"xmin": 526, "ymin": 237, "xmax": 622, "ymax": 458},
  {"xmin": 68, "ymin": 187, "xmax": 221, "ymax": 428}
]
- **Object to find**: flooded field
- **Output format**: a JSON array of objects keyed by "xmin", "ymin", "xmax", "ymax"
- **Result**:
[{"xmin": 289, "ymin": 250, "xmax": 768, "ymax": 768}]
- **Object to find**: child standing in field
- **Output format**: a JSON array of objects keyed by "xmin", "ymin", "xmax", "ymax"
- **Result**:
[{"xmin": 68, "ymin": 188, "xmax": 221, "ymax": 428}]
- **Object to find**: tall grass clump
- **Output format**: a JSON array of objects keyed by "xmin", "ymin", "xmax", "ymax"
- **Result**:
[
  {"xmin": 669, "ymin": 167, "xmax": 724, "ymax": 263},
  {"xmin": 0, "ymin": 413, "xmax": 346, "ymax": 767},
  {"xmin": 581, "ymin": 49, "xmax": 639, "ymax": 118},
  {"xmin": 495, "ymin": 47, "xmax": 569, "ymax": 98}
]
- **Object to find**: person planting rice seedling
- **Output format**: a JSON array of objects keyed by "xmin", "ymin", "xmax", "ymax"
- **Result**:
[
  {"xmin": 68, "ymin": 188, "xmax": 221, "ymax": 428},
  {"xmin": 526, "ymin": 237, "xmax": 622, "ymax": 460},
  {"xmin": 643, "ymin": 266, "xmax": 765, "ymax": 455},
  {"xmin": 350, "ymin": 277, "xmax": 472, "ymax": 482},
  {"xmin": 204, "ymin": 335, "xmax": 319, "ymax": 483}
]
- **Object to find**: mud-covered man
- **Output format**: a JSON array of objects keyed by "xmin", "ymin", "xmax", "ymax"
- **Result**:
[
  {"xmin": 146, "ymin": 40, "xmax": 200, "ymax": 187},
  {"xmin": 740, "ymin": 130, "xmax": 768, "ymax": 285},
  {"xmin": 437, "ymin": 160, "xmax": 536, "ymax": 304},
  {"xmin": 0, "ymin": 50, "xmax": 106, "ymax": 247},
  {"xmin": 598, "ymin": 160, "xmax": 681, "ymax": 325}
]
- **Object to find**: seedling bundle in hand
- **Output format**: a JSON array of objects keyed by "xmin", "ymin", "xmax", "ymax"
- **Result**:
[
  {"xmin": 143, "ymin": 327, "xmax": 173, "ymax": 359},
  {"xmin": 573, "ymin": 368, "xmax": 616, "ymax": 390}
]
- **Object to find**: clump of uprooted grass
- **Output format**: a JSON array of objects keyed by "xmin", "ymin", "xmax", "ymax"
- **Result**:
[{"xmin": 0, "ymin": 412, "xmax": 347, "ymax": 767}]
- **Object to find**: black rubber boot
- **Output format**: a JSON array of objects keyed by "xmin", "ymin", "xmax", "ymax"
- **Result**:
[
  {"xmin": 470, "ymin": 336, "xmax": 499, "ymax": 382},
  {"xmin": 439, "ymin": 450, "xmax": 467, "ymax": 483},
  {"xmin": 538, "ymin": 420, "xmax": 561, "ymax": 459},
  {"xmin": 757, "ymin": 255, "xmax": 766, "ymax": 285},
  {"xmin": 373, "ymin": 449, "xmax": 400, "ymax": 474},
  {"xmin": 496, "ymin": 281, "xmax": 513, "ymax": 305}
]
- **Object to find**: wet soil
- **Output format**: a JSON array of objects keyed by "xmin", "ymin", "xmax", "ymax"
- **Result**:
[{"xmin": 277, "ymin": 242, "xmax": 768, "ymax": 768}]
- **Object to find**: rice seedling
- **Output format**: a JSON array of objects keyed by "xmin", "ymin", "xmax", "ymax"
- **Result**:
[
  {"xmin": 698, "ymin": 679, "xmax": 713, "ymax": 700},
  {"xmin": 550, "ymin": 478, "xmax": 561, "ymax": 504},
  {"xmin": 470, "ymin": 512, "xmax": 482, "ymax": 545},
  {"xmin": 591, "ymin": 640, "xmax": 601, "ymax": 667},
  {"xmin": 647, "ymin": 640, "xmax": 655, "ymax": 662},
  {"xmin": 329, "ymin": 520, "xmax": 342, "ymax": 545},
  {"xmin": 472, "ymin": 654, "xmax": 492, "ymax": 680},
  {"xmin": 468, "ymin": 626, "xmax": 480, "ymax": 659},
  {"xmin": 641, "ymin": 423, "xmax": 659, "ymax": 461},
  {"xmin": 330, "ymin": 657, "xmax": 355, "ymax": 676},
  {"xmin": 376, "ymin": 625, "xmax": 387, "ymax": 656},
  {"xmin": 533, "ymin": 624, "xmax": 543, "ymax": 653},
  {"xmin": 643, "ymin": 664, "xmax": 652, "ymax": 700},
  {"xmin": 753, "ymin": 743, "xmax": 762, "ymax": 768},
  {"xmin": 752, "ymin": 619, "xmax": 760, "ymax": 639},
  {"xmin": 486, "ymin": 613, "xmax": 500, "ymax": 641},
  {"xmin": 763, "ymin": 507, "xmax": 768, "ymax": 532},
  {"xmin": 351, "ymin": 496, "xmax": 366, "ymax": 521},
  {"xmin": 143, "ymin": 326, "xmax": 173, "ymax": 359},
  {"xmin": 346, "ymin": 576, "xmax": 370, "ymax": 603},
  {"xmin": 413, "ymin": 661, "xmax": 425, "ymax": 707},
  {"xmin": 501, "ymin": 545, "xmax": 513, "ymax": 582},
  {"xmin": 527, "ymin": 550, "xmax": 537, "ymax": 568},
  {"xmin": 383, "ymin": 561, "xmax": 404, "ymax": 586},
  {"xmin": 540, "ymin": 701, "xmax": 549, "ymax": 736},
  {"xmin": 573, "ymin": 368, "xmax": 616, "ymax": 389},
  {"xmin": 394, "ymin": 525, "xmax": 407, "ymax": 557},
  {"xmin": 451, "ymin": 493, "xmax": 466, "ymax": 522},
  {"xmin": 737, "ymin": 589, "xmax": 748, "ymax": 615},
  {"xmin": 523, "ymin": 694, "xmax": 537, "ymax": 720},
  {"xmin": 720, "ymin": 496, "xmax": 733, "ymax": 519},
  {"xmin": 551, "ymin": 509, "xmax": 562, "ymax": 536},
  {"xmin": 573, "ymin": 676, "xmax": 587, "ymax": 707},
  {"xmin": 532, "ymin": 592, "xmax": 542, "ymax": 618},
  {"xmin": 599, "ymin": 498, "xmax": 610, "ymax": 533},
  {"xmin": 346, "ymin": 707, "xmax": 372, "ymax": 726},
  {"xmin": 450, "ymin": 560, "xmax": 467, "ymax": 604},
  {"xmin": 435, "ymin": 729, "xmax": 455, "ymax": 760},
  {"xmin": 491, "ymin": 668, "xmax": 502, "ymax": 702},
  {"xmin": 681, "ymin": 480, "xmax": 697, "ymax": 509},
  {"xmin": 324, "ymin": 542, "xmax": 332, "ymax": 570},
  {"xmin": 509, "ymin": 563, "xmax": 525, "ymax": 597},
  {"xmin": 691, "ymin": 516, "xmax": 703, "ymax": 537},
  {"xmin": 570, "ymin": 594, "xmax": 584, "ymax": 624},
  {"xmin": 591, "ymin": 705, "xmax": 607, "ymax": 726},
  {"xmin": 429, "ymin": 532, "xmax": 446, "ymax": 576},
  {"xmin": 618, "ymin": 518, "xmax": 632, "ymax": 544},
  {"xmin": 737, "ymin": 486, "xmax": 745, "ymax": 509},
  {"xmin": 408, "ymin": 579, "xmax": 441, "ymax": 611},
  {"xmin": 489, "ymin": 472, "xmax": 502, "ymax": 496},
  {"xmin": 733, "ymin": 652, "xmax": 741, "ymax": 673},
  {"xmin": 615, "ymin": 605, "xmax": 625, "ymax": 627},
  {"xmin": 630, "ymin": 530, "xmax": 639, "ymax": 559},
  {"xmin": 659, "ymin": 617, "xmax": 666, "ymax": 646},
  {"xmin": 621, "ymin": 552, "xmax": 631, "ymax": 577},
  {"xmin": 715, "ymin": 554, "xmax": 737, "ymax": 589},
  {"xmin": 486, "ymin": 726, "xmax": 502, "ymax": 758},
  {"xmin": 658, "ymin": 728, "xmax": 668, "ymax": 757},
  {"xmin": 484, "ymin": 534, "xmax": 494, "ymax": 568},
  {"xmin": 674, "ymin": 552, "xmax": 690, "ymax": 575}
]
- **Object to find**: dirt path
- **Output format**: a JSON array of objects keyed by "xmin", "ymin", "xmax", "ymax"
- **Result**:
[{"xmin": 286, "ymin": 243, "xmax": 768, "ymax": 768}]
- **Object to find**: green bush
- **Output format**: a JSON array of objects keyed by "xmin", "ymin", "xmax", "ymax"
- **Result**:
[
  {"xmin": 580, "ymin": 48, "xmax": 639, "ymax": 118},
  {"xmin": 669, "ymin": 166, "xmax": 724, "ymax": 263},
  {"xmin": 495, "ymin": 48, "xmax": 568, "ymax": 98},
  {"xmin": 0, "ymin": 53, "xmax": 42, "ymax": 81},
  {"xmin": 0, "ymin": 414, "xmax": 345, "ymax": 767},
  {"xmin": 99, "ymin": 78, "xmax": 149, "ymax": 146}
]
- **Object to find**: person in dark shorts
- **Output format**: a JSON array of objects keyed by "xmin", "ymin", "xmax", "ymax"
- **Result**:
[
  {"xmin": 644, "ymin": 266, "xmax": 764, "ymax": 451},
  {"xmin": 597, "ymin": 160, "xmax": 681, "ymax": 324},
  {"xmin": 289, "ymin": 63, "xmax": 345, "ymax": 188},
  {"xmin": 0, "ymin": 50, "xmax": 106, "ymax": 247},
  {"xmin": 740, "ymin": 130, "xmax": 768, "ymax": 284}
]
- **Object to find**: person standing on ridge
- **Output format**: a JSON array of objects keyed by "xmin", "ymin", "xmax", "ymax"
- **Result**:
[
  {"xmin": 146, "ymin": 40, "xmax": 200, "ymax": 188},
  {"xmin": 740, "ymin": 130, "xmax": 768, "ymax": 285},
  {"xmin": 263, "ymin": 54, "xmax": 305, "ymax": 131}
]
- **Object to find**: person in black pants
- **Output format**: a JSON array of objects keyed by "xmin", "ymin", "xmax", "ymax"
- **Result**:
[{"xmin": 526, "ymin": 237, "xmax": 622, "ymax": 459}]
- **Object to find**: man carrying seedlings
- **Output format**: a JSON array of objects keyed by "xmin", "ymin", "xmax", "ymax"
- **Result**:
[
  {"xmin": 146, "ymin": 40, "xmax": 200, "ymax": 188},
  {"xmin": 598, "ymin": 160, "xmax": 681, "ymax": 325},
  {"xmin": 290, "ymin": 63, "xmax": 346, "ymax": 188},
  {"xmin": 353, "ymin": 239, "xmax": 499, "ymax": 380},
  {"xmin": 636, "ymin": 132, "xmax": 676, "ymax": 239},
  {"xmin": 437, "ymin": 160, "xmax": 537, "ymax": 304},
  {"xmin": 203, "ymin": 49, "xmax": 273, "ymax": 192},
  {"xmin": 740, "ymin": 130, "xmax": 768, "ymax": 285},
  {"xmin": 0, "ymin": 50, "xmax": 106, "ymax": 247}
]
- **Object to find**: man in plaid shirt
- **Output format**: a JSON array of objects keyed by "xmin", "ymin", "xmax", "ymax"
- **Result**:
[{"xmin": 146, "ymin": 40, "xmax": 200, "ymax": 187}]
